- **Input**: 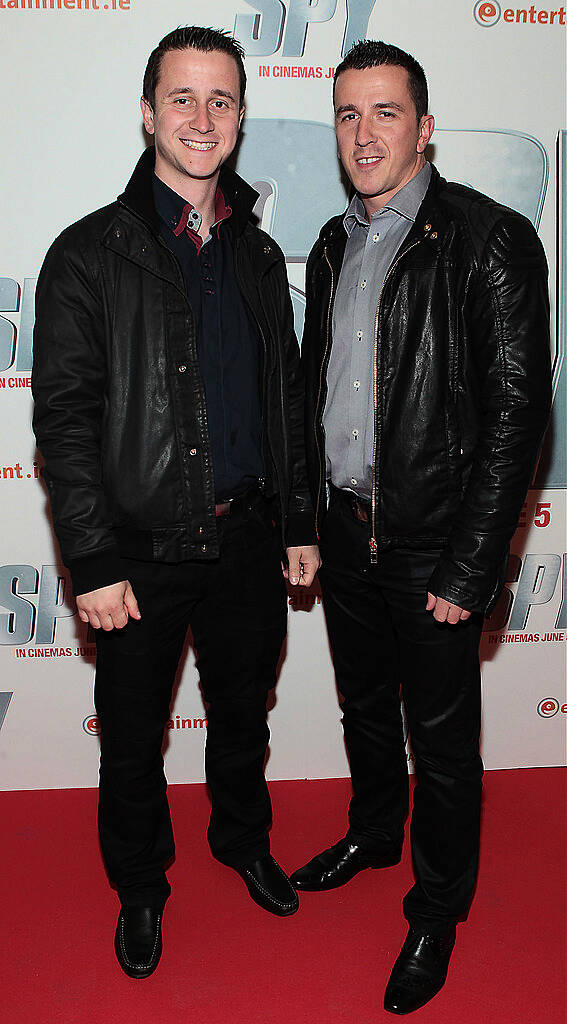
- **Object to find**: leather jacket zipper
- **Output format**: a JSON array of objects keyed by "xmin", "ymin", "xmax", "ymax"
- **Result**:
[
  {"xmin": 370, "ymin": 238, "xmax": 422, "ymax": 564},
  {"xmin": 314, "ymin": 247, "xmax": 336, "ymax": 536}
]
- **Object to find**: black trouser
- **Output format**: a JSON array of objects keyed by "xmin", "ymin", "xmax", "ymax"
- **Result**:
[
  {"xmin": 319, "ymin": 488, "xmax": 483, "ymax": 934},
  {"xmin": 94, "ymin": 492, "xmax": 287, "ymax": 908}
]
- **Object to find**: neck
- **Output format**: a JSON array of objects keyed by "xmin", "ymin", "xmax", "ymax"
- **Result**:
[{"xmin": 362, "ymin": 155, "xmax": 427, "ymax": 221}]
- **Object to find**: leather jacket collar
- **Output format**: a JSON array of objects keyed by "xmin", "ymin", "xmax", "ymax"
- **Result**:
[{"xmin": 319, "ymin": 163, "xmax": 449, "ymax": 258}]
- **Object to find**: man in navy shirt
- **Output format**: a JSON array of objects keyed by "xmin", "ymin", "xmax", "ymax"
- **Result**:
[{"xmin": 32, "ymin": 26, "xmax": 319, "ymax": 978}]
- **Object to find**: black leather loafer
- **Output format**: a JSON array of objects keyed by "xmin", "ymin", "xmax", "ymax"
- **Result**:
[
  {"xmin": 383, "ymin": 927, "xmax": 456, "ymax": 1014},
  {"xmin": 235, "ymin": 855, "xmax": 299, "ymax": 916},
  {"xmin": 114, "ymin": 906, "xmax": 163, "ymax": 979},
  {"xmin": 290, "ymin": 836, "xmax": 401, "ymax": 891}
]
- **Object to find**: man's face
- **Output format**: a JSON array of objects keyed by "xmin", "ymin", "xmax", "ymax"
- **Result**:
[
  {"xmin": 141, "ymin": 47, "xmax": 244, "ymax": 196},
  {"xmin": 334, "ymin": 64, "xmax": 434, "ymax": 217}
]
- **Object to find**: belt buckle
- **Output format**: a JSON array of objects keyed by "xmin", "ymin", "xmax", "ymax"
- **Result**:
[{"xmin": 352, "ymin": 498, "xmax": 369, "ymax": 524}]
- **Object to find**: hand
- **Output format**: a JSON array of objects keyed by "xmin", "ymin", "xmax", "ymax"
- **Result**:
[
  {"xmin": 283, "ymin": 545, "xmax": 321, "ymax": 587},
  {"xmin": 426, "ymin": 592, "xmax": 471, "ymax": 625},
  {"xmin": 76, "ymin": 580, "xmax": 141, "ymax": 631}
]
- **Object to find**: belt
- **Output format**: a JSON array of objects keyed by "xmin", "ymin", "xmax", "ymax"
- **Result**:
[
  {"xmin": 214, "ymin": 484, "xmax": 264, "ymax": 518},
  {"xmin": 330, "ymin": 484, "xmax": 372, "ymax": 524}
]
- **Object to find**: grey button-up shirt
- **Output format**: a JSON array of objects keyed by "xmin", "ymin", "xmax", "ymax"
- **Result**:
[{"xmin": 324, "ymin": 162, "xmax": 431, "ymax": 500}]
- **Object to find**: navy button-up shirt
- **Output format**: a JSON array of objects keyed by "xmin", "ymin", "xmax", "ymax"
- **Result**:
[{"xmin": 153, "ymin": 174, "xmax": 263, "ymax": 501}]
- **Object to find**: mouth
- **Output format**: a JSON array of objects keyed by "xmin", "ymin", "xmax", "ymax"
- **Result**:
[
  {"xmin": 179, "ymin": 139, "xmax": 217, "ymax": 151},
  {"xmin": 356, "ymin": 155, "xmax": 384, "ymax": 166}
]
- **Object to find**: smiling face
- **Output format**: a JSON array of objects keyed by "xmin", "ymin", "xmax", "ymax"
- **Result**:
[
  {"xmin": 334, "ymin": 64, "xmax": 434, "ymax": 218},
  {"xmin": 140, "ymin": 47, "xmax": 244, "ymax": 201}
]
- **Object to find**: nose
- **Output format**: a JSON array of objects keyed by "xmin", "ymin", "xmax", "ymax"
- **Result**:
[
  {"xmin": 189, "ymin": 101, "xmax": 214, "ymax": 134},
  {"xmin": 355, "ymin": 111, "xmax": 375, "ymax": 148}
]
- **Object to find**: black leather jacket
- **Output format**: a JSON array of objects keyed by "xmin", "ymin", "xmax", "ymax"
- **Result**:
[
  {"xmin": 32, "ymin": 149, "xmax": 313, "ymax": 595},
  {"xmin": 302, "ymin": 165, "xmax": 552, "ymax": 613}
]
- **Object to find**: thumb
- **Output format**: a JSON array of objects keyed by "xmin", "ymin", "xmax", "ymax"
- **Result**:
[
  {"xmin": 287, "ymin": 551, "xmax": 301, "ymax": 586},
  {"xmin": 124, "ymin": 582, "xmax": 141, "ymax": 620}
]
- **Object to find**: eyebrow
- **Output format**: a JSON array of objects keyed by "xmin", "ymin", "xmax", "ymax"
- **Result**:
[
  {"xmin": 335, "ymin": 100, "xmax": 405, "ymax": 116},
  {"xmin": 165, "ymin": 86, "xmax": 237, "ymax": 102}
]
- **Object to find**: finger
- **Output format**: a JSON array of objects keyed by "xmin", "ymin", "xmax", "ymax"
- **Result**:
[
  {"xmin": 124, "ymin": 584, "xmax": 141, "ymax": 620},
  {"xmin": 446, "ymin": 606, "xmax": 461, "ymax": 625},
  {"xmin": 78, "ymin": 609, "xmax": 90, "ymax": 624},
  {"xmin": 299, "ymin": 558, "xmax": 318, "ymax": 586},
  {"xmin": 287, "ymin": 552, "xmax": 301, "ymax": 586},
  {"xmin": 433, "ymin": 599, "xmax": 449, "ymax": 623},
  {"xmin": 89, "ymin": 612, "xmax": 102, "ymax": 630},
  {"xmin": 426, "ymin": 592, "xmax": 436, "ymax": 612},
  {"xmin": 112, "ymin": 607, "xmax": 129, "ymax": 630},
  {"xmin": 100, "ymin": 613, "xmax": 116, "ymax": 632},
  {"xmin": 460, "ymin": 609, "xmax": 472, "ymax": 621},
  {"xmin": 281, "ymin": 560, "xmax": 289, "ymax": 579}
]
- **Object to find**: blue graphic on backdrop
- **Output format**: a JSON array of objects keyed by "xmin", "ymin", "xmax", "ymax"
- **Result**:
[
  {"xmin": 0, "ymin": 691, "xmax": 12, "ymax": 733},
  {"xmin": 237, "ymin": 120, "xmax": 548, "ymax": 338},
  {"xmin": 534, "ymin": 131, "xmax": 566, "ymax": 490}
]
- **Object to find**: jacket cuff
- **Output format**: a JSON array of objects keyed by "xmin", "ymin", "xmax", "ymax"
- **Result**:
[
  {"xmin": 66, "ymin": 549, "xmax": 126, "ymax": 597},
  {"xmin": 285, "ymin": 512, "xmax": 318, "ymax": 549}
]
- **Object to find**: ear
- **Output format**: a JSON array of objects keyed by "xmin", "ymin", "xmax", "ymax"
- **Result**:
[
  {"xmin": 417, "ymin": 114, "xmax": 435, "ymax": 154},
  {"xmin": 140, "ymin": 97, "xmax": 155, "ymax": 136}
]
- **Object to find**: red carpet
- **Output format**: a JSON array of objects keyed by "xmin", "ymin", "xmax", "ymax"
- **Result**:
[{"xmin": 3, "ymin": 769, "xmax": 565, "ymax": 1023}]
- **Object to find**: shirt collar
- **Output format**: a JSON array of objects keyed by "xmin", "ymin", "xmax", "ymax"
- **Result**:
[
  {"xmin": 152, "ymin": 173, "xmax": 232, "ymax": 248},
  {"xmin": 344, "ymin": 162, "xmax": 432, "ymax": 235}
]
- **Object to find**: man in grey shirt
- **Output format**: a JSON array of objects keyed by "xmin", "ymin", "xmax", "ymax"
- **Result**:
[
  {"xmin": 294, "ymin": 40, "xmax": 551, "ymax": 1015},
  {"xmin": 324, "ymin": 163, "xmax": 431, "ymax": 499}
]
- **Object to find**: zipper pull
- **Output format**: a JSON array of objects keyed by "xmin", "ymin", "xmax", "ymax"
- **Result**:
[{"xmin": 369, "ymin": 536, "xmax": 378, "ymax": 565}]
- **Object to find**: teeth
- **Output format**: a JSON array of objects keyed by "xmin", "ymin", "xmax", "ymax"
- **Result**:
[
  {"xmin": 357, "ymin": 157, "xmax": 382, "ymax": 164},
  {"xmin": 180, "ymin": 140, "xmax": 216, "ymax": 150}
]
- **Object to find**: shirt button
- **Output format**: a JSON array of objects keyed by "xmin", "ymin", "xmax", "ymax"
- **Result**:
[
  {"xmin": 360, "ymin": 280, "xmax": 367, "ymax": 290},
  {"xmin": 357, "ymin": 330, "xmax": 363, "ymax": 340},
  {"xmin": 353, "ymin": 380, "xmax": 360, "ymax": 390},
  {"xmin": 351, "ymin": 477, "xmax": 357, "ymax": 486},
  {"xmin": 189, "ymin": 448, "xmax": 197, "ymax": 456},
  {"xmin": 201, "ymin": 544, "xmax": 207, "ymax": 552},
  {"xmin": 178, "ymin": 365, "xmax": 187, "ymax": 373},
  {"xmin": 372, "ymin": 233, "xmax": 379, "ymax": 242},
  {"xmin": 352, "ymin": 429, "xmax": 359, "ymax": 439},
  {"xmin": 198, "ymin": 526, "xmax": 205, "ymax": 535}
]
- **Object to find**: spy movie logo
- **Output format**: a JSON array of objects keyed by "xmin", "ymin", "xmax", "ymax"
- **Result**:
[
  {"xmin": 82, "ymin": 715, "xmax": 100, "ymax": 736},
  {"xmin": 474, "ymin": 1, "xmax": 501, "ymax": 24}
]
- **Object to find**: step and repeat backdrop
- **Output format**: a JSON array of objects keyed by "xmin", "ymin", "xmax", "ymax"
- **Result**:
[{"xmin": 0, "ymin": 0, "xmax": 565, "ymax": 790}]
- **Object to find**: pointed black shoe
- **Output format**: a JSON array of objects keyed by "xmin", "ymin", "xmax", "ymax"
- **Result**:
[
  {"xmin": 290, "ymin": 837, "xmax": 401, "ymax": 891},
  {"xmin": 235, "ymin": 855, "xmax": 299, "ymax": 916},
  {"xmin": 383, "ymin": 927, "xmax": 456, "ymax": 1014},
  {"xmin": 114, "ymin": 906, "xmax": 163, "ymax": 979}
]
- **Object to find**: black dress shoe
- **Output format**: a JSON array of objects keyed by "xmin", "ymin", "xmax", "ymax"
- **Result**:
[
  {"xmin": 114, "ymin": 906, "xmax": 163, "ymax": 979},
  {"xmin": 290, "ymin": 836, "xmax": 401, "ymax": 891},
  {"xmin": 383, "ymin": 926, "xmax": 456, "ymax": 1014},
  {"xmin": 235, "ymin": 855, "xmax": 299, "ymax": 916}
]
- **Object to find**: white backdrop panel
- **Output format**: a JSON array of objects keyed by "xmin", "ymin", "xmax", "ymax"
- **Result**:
[{"xmin": 0, "ymin": 0, "xmax": 565, "ymax": 789}]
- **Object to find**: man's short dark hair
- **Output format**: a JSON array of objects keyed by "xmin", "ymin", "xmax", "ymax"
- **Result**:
[
  {"xmin": 333, "ymin": 40, "xmax": 428, "ymax": 122},
  {"xmin": 143, "ymin": 26, "xmax": 247, "ymax": 110}
]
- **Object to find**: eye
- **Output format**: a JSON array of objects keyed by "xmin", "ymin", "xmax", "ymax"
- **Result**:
[
  {"xmin": 174, "ymin": 97, "xmax": 190, "ymax": 105},
  {"xmin": 211, "ymin": 99, "xmax": 229, "ymax": 110},
  {"xmin": 339, "ymin": 112, "xmax": 358, "ymax": 123}
]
